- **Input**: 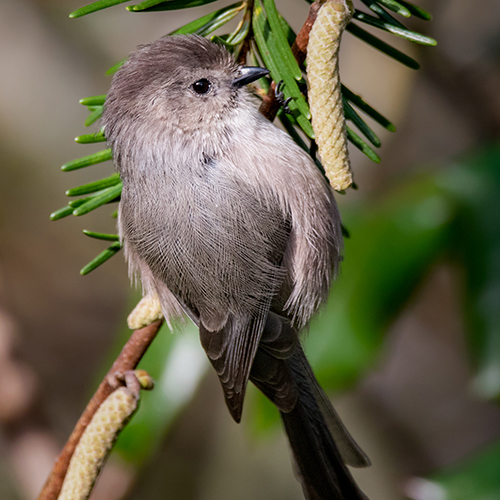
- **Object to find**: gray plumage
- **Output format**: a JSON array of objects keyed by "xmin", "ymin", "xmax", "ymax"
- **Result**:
[{"xmin": 102, "ymin": 35, "xmax": 370, "ymax": 500}]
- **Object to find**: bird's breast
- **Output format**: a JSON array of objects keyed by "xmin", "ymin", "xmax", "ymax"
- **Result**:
[{"xmin": 119, "ymin": 160, "xmax": 290, "ymax": 317}]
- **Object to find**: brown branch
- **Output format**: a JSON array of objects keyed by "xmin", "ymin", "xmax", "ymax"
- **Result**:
[
  {"xmin": 258, "ymin": 0, "xmax": 323, "ymax": 120},
  {"xmin": 37, "ymin": 319, "xmax": 164, "ymax": 500}
]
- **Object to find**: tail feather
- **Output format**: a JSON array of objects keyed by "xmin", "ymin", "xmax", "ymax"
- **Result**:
[
  {"xmin": 251, "ymin": 336, "xmax": 369, "ymax": 500},
  {"xmin": 281, "ymin": 351, "xmax": 368, "ymax": 500},
  {"xmin": 294, "ymin": 346, "xmax": 371, "ymax": 469},
  {"xmin": 202, "ymin": 309, "xmax": 370, "ymax": 499}
]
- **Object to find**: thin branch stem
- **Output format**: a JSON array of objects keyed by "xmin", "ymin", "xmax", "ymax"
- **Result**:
[{"xmin": 37, "ymin": 320, "xmax": 164, "ymax": 500}]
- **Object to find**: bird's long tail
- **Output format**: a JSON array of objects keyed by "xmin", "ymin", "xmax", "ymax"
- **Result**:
[
  {"xmin": 280, "ymin": 348, "xmax": 369, "ymax": 500},
  {"xmin": 250, "ymin": 315, "xmax": 369, "ymax": 500}
]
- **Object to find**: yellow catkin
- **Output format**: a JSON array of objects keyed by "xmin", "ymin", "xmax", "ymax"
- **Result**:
[
  {"xmin": 127, "ymin": 294, "xmax": 163, "ymax": 330},
  {"xmin": 58, "ymin": 387, "xmax": 138, "ymax": 500},
  {"xmin": 307, "ymin": 0, "xmax": 354, "ymax": 191}
]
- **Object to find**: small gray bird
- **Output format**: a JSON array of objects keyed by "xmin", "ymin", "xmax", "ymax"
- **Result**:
[{"xmin": 103, "ymin": 35, "xmax": 370, "ymax": 500}]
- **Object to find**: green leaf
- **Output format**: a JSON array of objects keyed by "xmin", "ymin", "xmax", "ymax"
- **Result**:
[
  {"xmin": 249, "ymin": 46, "xmax": 271, "ymax": 91},
  {"xmin": 201, "ymin": 11, "xmax": 245, "ymax": 40},
  {"xmin": 170, "ymin": 2, "xmax": 244, "ymax": 36},
  {"xmin": 295, "ymin": 114, "xmax": 314, "ymax": 139},
  {"xmin": 353, "ymin": 10, "xmax": 437, "ymax": 45},
  {"xmin": 397, "ymin": 0, "xmax": 432, "ymax": 21},
  {"xmin": 262, "ymin": 0, "xmax": 302, "ymax": 81},
  {"xmin": 342, "ymin": 84, "xmax": 396, "ymax": 132},
  {"xmin": 278, "ymin": 112, "xmax": 309, "ymax": 154},
  {"xmin": 61, "ymin": 149, "xmax": 112, "ymax": 172},
  {"xmin": 80, "ymin": 242, "xmax": 122, "ymax": 275},
  {"xmin": 106, "ymin": 59, "xmax": 126, "ymax": 75},
  {"xmin": 210, "ymin": 34, "xmax": 231, "ymax": 48},
  {"xmin": 83, "ymin": 230, "xmax": 120, "ymax": 241},
  {"xmin": 211, "ymin": 33, "xmax": 247, "ymax": 52},
  {"xmin": 373, "ymin": 0, "xmax": 411, "ymax": 17},
  {"xmin": 278, "ymin": 13, "xmax": 296, "ymax": 46},
  {"xmin": 227, "ymin": 20, "xmax": 250, "ymax": 46},
  {"xmin": 252, "ymin": 9, "xmax": 284, "ymax": 79},
  {"xmin": 75, "ymin": 131, "xmax": 106, "ymax": 144},
  {"xmin": 278, "ymin": 111, "xmax": 325, "ymax": 174},
  {"xmin": 225, "ymin": 7, "xmax": 251, "ymax": 47},
  {"xmin": 69, "ymin": 195, "xmax": 103, "ymax": 209},
  {"xmin": 85, "ymin": 106, "xmax": 104, "ymax": 127},
  {"xmin": 361, "ymin": 0, "xmax": 407, "ymax": 28},
  {"xmin": 80, "ymin": 95, "xmax": 106, "ymax": 106},
  {"xmin": 253, "ymin": 1, "xmax": 314, "ymax": 137},
  {"xmin": 50, "ymin": 205, "xmax": 75, "ymax": 221},
  {"xmin": 70, "ymin": 0, "xmax": 131, "ymax": 18},
  {"xmin": 127, "ymin": 0, "xmax": 219, "ymax": 12},
  {"xmin": 130, "ymin": 0, "xmax": 173, "ymax": 10},
  {"xmin": 343, "ymin": 98, "xmax": 381, "ymax": 148},
  {"xmin": 346, "ymin": 126, "xmax": 381, "ymax": 163},
  {"xmin": 66, "ymin": 173, "xmax": 121, "ymax": 196},
  {"xmin": 72, "ymin": 183, "xmax": 122, "ymax": 216},
  {"xmin": 346, "ymin": 23, "xmax": 420, "ymax": 69}
]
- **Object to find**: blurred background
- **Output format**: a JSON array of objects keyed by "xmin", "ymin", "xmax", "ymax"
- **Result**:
[{"xmin": 0, "ymin": 0, "xmax": 499, "ymax": 499}]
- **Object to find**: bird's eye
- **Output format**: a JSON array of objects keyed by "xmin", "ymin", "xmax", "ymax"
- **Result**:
[{"xmin": 191, "ymin": 79, "xmax": 212, "ymax": 95}]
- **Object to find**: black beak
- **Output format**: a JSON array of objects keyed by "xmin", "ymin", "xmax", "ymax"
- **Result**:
[{"xmin": 233, "ymin": 66, "xmax": 270, "ymax": 88}]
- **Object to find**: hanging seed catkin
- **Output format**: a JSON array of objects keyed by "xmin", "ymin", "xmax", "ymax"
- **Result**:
[
  {"xmin": 307, "ymin": 0, "xmax": 354, "ymax": 191},
  {"xmin": 127, "ymin": 294, "xmax": 163, "ymax": 330},
  {"xmin": 58, "ymin": 387, "xmax": 139, "ymax": 500}
]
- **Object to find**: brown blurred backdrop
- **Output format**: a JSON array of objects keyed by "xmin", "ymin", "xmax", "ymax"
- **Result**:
[{"xmin": 1, "ymin": 1, "xmax": 500, "ymax": 499}]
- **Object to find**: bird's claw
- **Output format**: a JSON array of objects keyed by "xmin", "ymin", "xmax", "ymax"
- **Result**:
[{"xmin": 275, "ymin": 81, "xmax": 293, "ymax": 114}]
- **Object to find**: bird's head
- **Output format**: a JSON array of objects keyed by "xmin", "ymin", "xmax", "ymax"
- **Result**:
[{"xmin": 103, "ymin": 35, "xmax": 269, "ymax": 141}]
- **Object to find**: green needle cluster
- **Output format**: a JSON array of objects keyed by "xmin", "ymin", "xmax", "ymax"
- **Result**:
[{"xmin": 55, "ymin": 0, "xmax": 435, "ymax": 274}]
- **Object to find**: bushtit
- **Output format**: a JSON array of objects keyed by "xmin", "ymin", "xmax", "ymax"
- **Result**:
[{"xmin": 103, "ymin": 35, "xmax": 370, "ymax": 500}]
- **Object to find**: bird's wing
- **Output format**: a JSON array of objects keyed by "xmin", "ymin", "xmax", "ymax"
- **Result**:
[{"xmin": 199, "ymin": 311, "xmax": 269, "ymax": 423}]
